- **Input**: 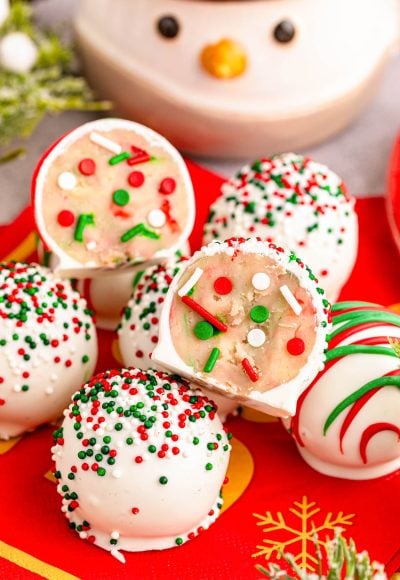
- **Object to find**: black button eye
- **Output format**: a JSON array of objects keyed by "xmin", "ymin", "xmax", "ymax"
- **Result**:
[
  {"xmin": 157, "ymin": 15, "xmax": 180, "ymax": 39},
  {"xmin": 273, "ymin": 20, "xmax": 296, "ymax": 43}
]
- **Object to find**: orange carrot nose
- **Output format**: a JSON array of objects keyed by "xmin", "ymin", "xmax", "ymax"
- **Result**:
[{"xmin": 200, "ymin": 38, "xmax": 247, "ymax": 79}]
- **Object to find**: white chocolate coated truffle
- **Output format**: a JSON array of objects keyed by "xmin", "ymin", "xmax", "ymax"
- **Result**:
[
  {"xmin": 203, "ymin": 153, "xmax": 358, "ymax": 302},
  {"xmin": 118, "ymin": 256, "xmax": 238, "ymax": 421},
  {"xmin": 284, "ymin": 301, "xmax": 400, "ymax": 480},
  {"xmin": 52, "ymin": 368, "xmax": 231, "ymax": 559},
  {"xmin": 0, "ymin": 263, "xmax": 97, "ymax": 439},
  {"xmin": 153, "ymin": 238, "xmax": 331, "ymax": 417}
]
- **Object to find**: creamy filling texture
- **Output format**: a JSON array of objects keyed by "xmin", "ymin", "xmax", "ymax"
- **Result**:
[
  {"xmin": 170, "ymin": 253, "xmax": 318, "ymax": 394},
  {"xmin": 41, "ymin": 129, "xmax": 189, "ymax": 266}
]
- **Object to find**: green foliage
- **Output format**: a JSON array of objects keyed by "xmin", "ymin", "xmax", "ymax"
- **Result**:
[
  {"xmin": 0, "ymin": 0, "xmax": 111, "ymax": 152},
  {"xmin": 256, "ymin": 530, "xmax": 387, "ymax": 580}
]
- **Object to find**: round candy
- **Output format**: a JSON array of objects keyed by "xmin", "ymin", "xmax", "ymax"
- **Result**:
[
  {"xmin": 78, "ymin": 158, "xmax": 96, "ymax": 176},
  {"xmin": 113, "ymin": 189, "xmax": 130, "ymax": 206},
  {"xmin": 159, "ymin": 177, "xmax": 176, "ymax": 195},
  {"xmin": 57, "ymin": 210, "xmax": 75, "ymax": 228},
  {"xmin": 286, "ymin": 337, "xmax": 305, "ymax": 356},
  {"xmin": 128, "ymin": 171, "xmax": 145, "ymax": 188},
  {"xmin": 203, "ymin": 154, "xmax": 358, "ymax": 302},
  {"xmin": 57, "ymin": 172, "xmax": 77, "ymax": 191},
  {"xmin": 147, "ymin": 209, "xmax": 167, "ymax": 229},
  {"xmin": 0, "ymin": 263, "xmax": 97, "ymax": 439},
  {"xmin": 284, "ymin": 302, "xmax": 400, "ymax": 480},
  {"xmin": 194, "ymin": 321, "xmax": 214, "ymax": 341},
  {"xmin": 247, "ymin": 328, "xmax": 266, "ymax": 348},
  {"xmin": 250, "ymin": 305, "xmax": 269, "ymax": 323},
  {"xmin": 252, "ymin": 273, "xmax": 270, "ymax": 292},
  {"xmin": 214, "ymin": 277, "xmax": 233, "ymax": 295},
  {"xmin": 52, "ymin": 368, "xmax": 231, "ymax": 558}
]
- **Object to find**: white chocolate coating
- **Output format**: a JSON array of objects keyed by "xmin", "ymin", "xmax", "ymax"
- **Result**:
[
  {"xmin": 203, "ymin": 154, "xmax": 358, "ymax": 302},
  {"xmin": 33, "ymin": 118, "xmax": 195, "ymax": 277},
  {"xmin": 52, "ymin": 368, "xmax": 231, "ymax": 558},
  {"xmin": 153, "ymin": 238, "xmax": 330, "ymax": 417},
  {"xmin": 284, "ymin": 302, "xmax": 400, "ymax": 480},
  {"xmin": 0, "ymin": 263, "xmax": 97, "ymax": 439},
  {"xmin": 118, "ymin": 257, "xmax": 238, "ymax": 421},
  {"xmin": 77, "ymin": 243, "xmax": 190, "ymax": 331}
]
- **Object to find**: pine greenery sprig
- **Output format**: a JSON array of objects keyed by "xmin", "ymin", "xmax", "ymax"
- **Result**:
[
  {"xmin": 0, "ymin": 0, "xmax": 111, "ymax": 154},
  {"xmin": 256, "ymin": 530, "xmax": 387, "ymax": 580}
]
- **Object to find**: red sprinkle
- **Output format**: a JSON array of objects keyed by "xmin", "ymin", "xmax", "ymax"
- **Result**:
[
  {"xmin": 286, "ymin": 337, "xmax": 305, "ymax": 356},
  {"xmin": 128, "ymin": 171, "xmax": 145, "ymax": 188},
  {"xmin": 57, "ymin": 210, "xmax": 75, "ymax": 228},
  {"xmin": 214, "ymin": 277, "xmax": 233, "ymax": 295},
  {"xmin": 241, "ymin": 358, "xmax": 259, "ymax": 382},
  {"xmin": 159, "ymin": 177, "xmax": 176, "ymax": 195},
  {"xmin": 78, "ymin": 158, "xmax": 96, "ymax": 176},
  {"xmin": 181, "ymin": 295, "xmax": 227, "ymax": 333},
  {"xmin": 131, "ymin": 507, "xmax": 140, "ymax": 515}
]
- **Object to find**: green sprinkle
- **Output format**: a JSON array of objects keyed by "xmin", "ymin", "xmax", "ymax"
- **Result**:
[
  {"xmin": 175, "ymin": 537, "xmax": 183, "ymax": 546},
  {"xmin": 203, "ymin": 347, "xmax": 220, "ymax": 373},
  {"xmin": 82, "ymin": 355, "xmax": 89, "ymax": 363},
  {"xmin": 193, "ymin": 437, "xmax": 199, "ymax": 445},
  {"xmin": 112, "ymin": 189, "xmax": 130, "ymax": 206},
  {"xmin": 159, "ymin": 476, "xmax": 168, "ymax": 485},
  {"xmin": 97, "ymin": 468, "xmax": 106, "ymax": 476},
  {"xmin": 250, "ymin": 305, "xmax": 269, "ymax": 324},
  {"xmin": 74, "ymin": 214, "xmax": 94, "ymax": 242},
  {"xmin": 121, "ymin": 223, "xmax": 160, "ymax": 243},
  {"xmin": 205, "ymin": 463, "xmax": 213, "ymax": 471},
  {"xmin": 194, "ymin": 321, "xmax": 214, "ymax": 340},
  {"xmin": 109, "ymin": 152, "xmax": 131, "ymax": 165}
]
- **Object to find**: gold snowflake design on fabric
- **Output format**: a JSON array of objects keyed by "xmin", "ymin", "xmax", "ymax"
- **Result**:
[{"xmin": 252, "ymin": 496, "xmax": 354, "ymax": 572}]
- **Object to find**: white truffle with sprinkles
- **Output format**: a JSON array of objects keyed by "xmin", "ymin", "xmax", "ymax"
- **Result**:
[
  {"xmin": 32, "ymin": 118, "xmax": 195, "ymax": 277},
  {"xmin": 52, "ymin": 368, "xmax": 231, "ymax": 560},
  {"xmin": 118, "ymin": 257, "xmax": 238, "ymax": 421},
  {"xmin": 203, "ymin": 153, "xmax": 358, "ymax": 302},
  {"xmin": 0, "ymin": 262, "xmax": 97, "ymax": 439},
  {"xmin": 284, "ymin": 301, "xmax": 400, "ymax": 480},
  {"xmin": 153, "ymin": 238, "xmax": 331, "ymax": 417}
]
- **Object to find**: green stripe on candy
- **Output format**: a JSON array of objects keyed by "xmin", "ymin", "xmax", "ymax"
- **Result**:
[
  {"xmin": 109, "ymin": 152, "xmax": 131, "ymax": 165},
  {"xmin": 328, "ymin": 311, "xmax": 400, "ymax": 340},
  {"xmin": 204, "ymin": 348, "xmax": 220, "ymax": 373},
  {"xmin": 326, "ymin": 344, "xmax": 398, "ymax": 363},
  {"xmin": 331, "ymin": 301, "xmax": 380, "ymax": 312},
  {"xmin": 323, "ymin": 375, "xmax": 400, "ymax": 435},
  {"xmin": 120, "ymin": 223, "xmax": 160, "ymax": 242}
]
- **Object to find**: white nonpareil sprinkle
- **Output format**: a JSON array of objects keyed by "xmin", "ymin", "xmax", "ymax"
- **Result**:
[
  {"xmin": 45, "ymin": 386, "xmax": 54, "ymax": 395},
  {"xmin": 280, "ymin": 284, "xmax": 302, "ymax": 316},
  {"xmin": 112, "ymin": 469, "xmax": 122, "ymax": 479},
  {"xmin": 252, "ymin": 272, "xmax": 270, "ymax": 291},
  {"xmin": 247, "ymin": 328, "xmax": 266, "ymax": 348},
  {"xmin": 147, "ymin": 209, "xmax": 167, "ymax": 229},
  {"xmin": 89, "ymin": 132, "xmax": 122, "ymax": 154},
  {"xmin": 178, "ymin": 268, "xmax": 204, "ymax": 297},
  {"xmin": 86, "ymin": 241, "xmax": 97, "ymax": 251},
  {"xmin": 57, "ymin": 172, "xmax": 77, "ymax": 191}
]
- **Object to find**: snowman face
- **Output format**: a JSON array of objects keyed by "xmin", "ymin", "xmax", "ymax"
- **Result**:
[
  {"xmin": 91, "ymin": 0, "xmax": 399, "ymax": 115},
  {"xmin": 168, "ymin": 250, "xmax": 318, "ymax": 395},
  {"xmin": 33, "ymin": 119, "xmax": 194, "ymax": 274}
]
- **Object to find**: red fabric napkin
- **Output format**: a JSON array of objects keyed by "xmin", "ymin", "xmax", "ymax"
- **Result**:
[{"xmin": 0, "ymin": 160, "xmax": 399, "ymax": 579}]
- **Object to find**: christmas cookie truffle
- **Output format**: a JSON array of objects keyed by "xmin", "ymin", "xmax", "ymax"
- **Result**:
[
  {"xmin": 0, "ymin": 263, "xmax": 97, "ymax": 439},
  {"xmin": 52, "ymin": 368, "xmax": 231, "ymax": 560},
  {"xmin": 152, "ymin": 238, "xmax": 330, "ymax": 417},
  {"xmin": 32, "ymin": 118, "xmax": 195, "ymax": 276},
  {"xmin": 118, "ymin": 258, "xmax": 238, "ymax": 421},
  {"xmin": 285, "ymin": 302, "xmax": 400, "ymax": 480},
  {"xmin": 203, "ymin": 153, "xmax": 358, "ymax": 302}
]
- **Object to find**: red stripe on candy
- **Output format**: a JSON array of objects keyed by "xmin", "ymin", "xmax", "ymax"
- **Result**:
[
  {"xmin": 241, "ymin": 358, "xmax": 259, "ymax": 382},
  {"xmin": 360, "ymin": 422, "xmax": 400, "ymax": 464},
  {"xmin": 181, "ymin": 295, "xmax": 227, "ymax": 333}
]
